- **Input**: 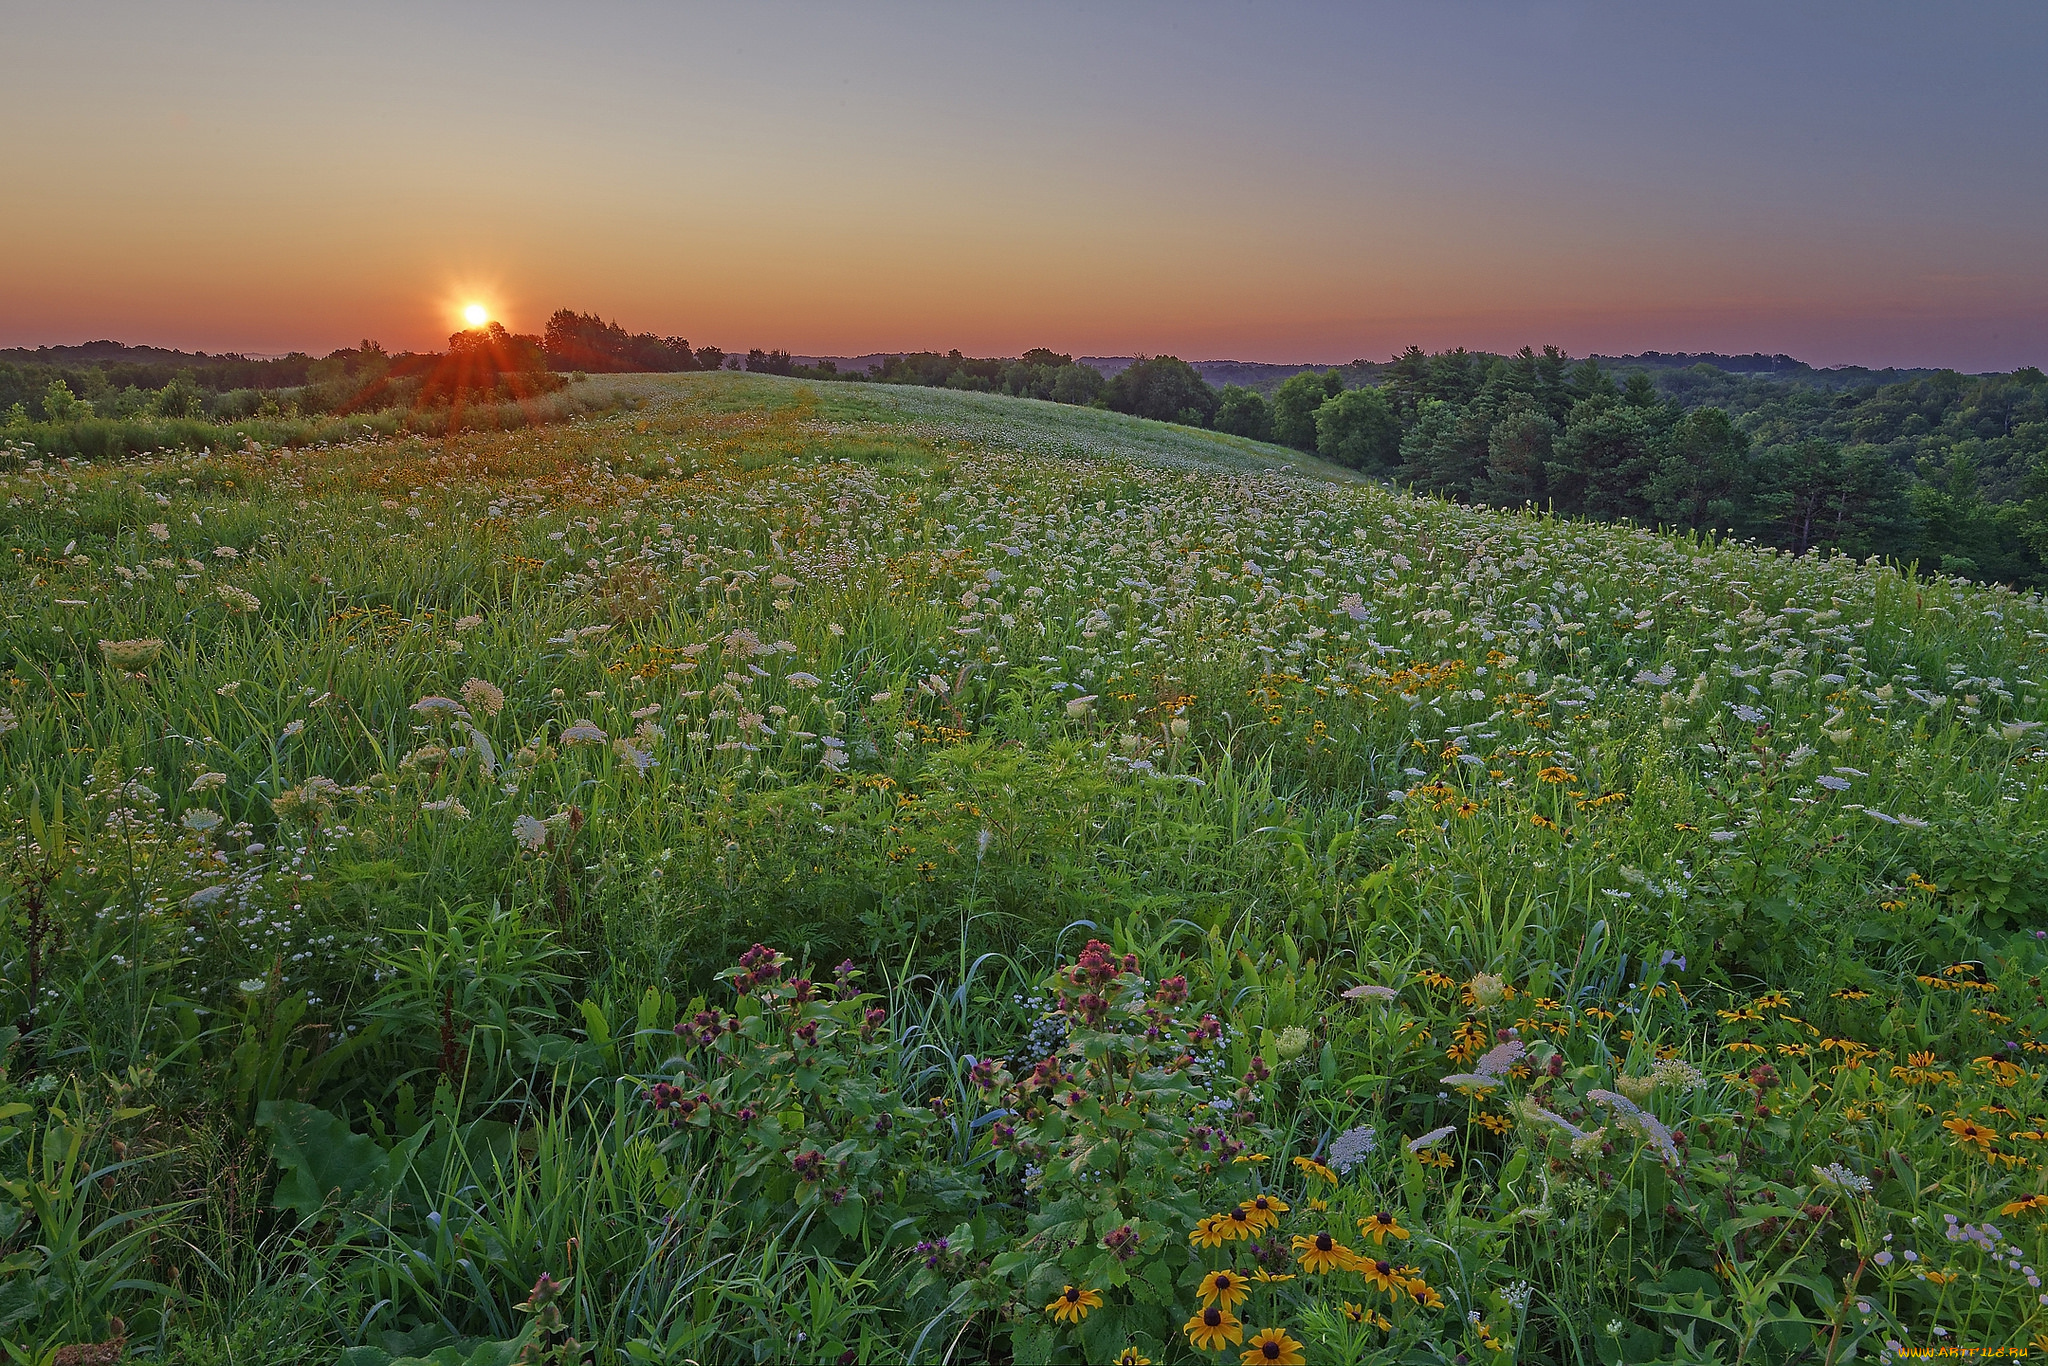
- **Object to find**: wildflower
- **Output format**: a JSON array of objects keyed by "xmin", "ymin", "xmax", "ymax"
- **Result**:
[
  {"xmin": 1065, "ymin": 694, "xmax": 1097, "ymax": 718},
  {"xmin": 215, "ymin": 583, "xmax": 261, "ymax": 613},
  {"xmin": 1198, "ymin": 1269, "xmax": 1249, "ymax": 1310},
  {"xmin": 1239, "ymin": 1329, "xmax": 1305, "ymax": 1365},
  {"xmin": 1328, "ymin": 1125, "xmax": 1376, "ymax": 1173},
  {"xmin": 1651, "ymin": 1057, "xmax": 1705, "ymax": 1092},
  {"xmin": 1248, "ymin": 1270, "xmax": 1294, "ymax": 1283},
  {"xmin": 1291, "ymin": 1231, "xmax": 1358, "ymax": 1274},
  {"xmin": 460, "ymin": 677, "xmax": 506, "ymax": 716},
  {"xmin": 1292, "ymin": 1155, "xmax": 1339, "ymax": 1185},
  {"xmin": 1359, "ymin": 1211, "xmax": 1409, "ymax": 1244},
  {"xmin": 1941, "ymin": 1116, "xmax": 1997, "ymax": 1151},
  {"xmin": 1408, "ymin": 1126, "xmax": 1456, "ymax": 1153},
  {"xmin": 1587, "ymin": 1090, "xmax": 1682, "ymax": 1165},
  {"xmin": 420, "ymin": 798, "xmax": 469, "ymax": 819},
  {"xmin": 1404, "ymin": 1278, "xmax": 1446, "ymax": 1309},
  {"xmin": 1114, "ymin": 1351, "xmax": 1152, "ymax": 1366},
  {"xmin": 1275, "ymin": 1026, "xmax": 1310, "ymax": 1060},
  {"xmin": 1232, "ymin": 1152, "xmax": 1270, "ymax": 1165},
  {"xmin": 1615, "ymin": 1073, "xmax": 1657, "ymax": 1104},
  {"xmin": 1216, "ymin": 1206, "xmax": 1260, "ymax": 1239},
  {"xmin": 1184, "ymin": 1306, "xmax": 1244, "ymax": 1351},
  {"xmin": 1999, "ymin": 1194, "xmax": 2048, "ymax": 1216},
  {"xmin": 189, "ymin": 771, "xmax": 228, "ymax": 793},
  {"xmin": 1239, "ymin": 1194, "xmax": 1288, "ymax": 1229},
  {"xmin": 1359, "ymin": 1257, "xmax": 1405, "ymax": 1295},
  {"xmin": 1442, "ymin": 1071, "xmax": 1504, "ymax": 1094},
  {"xmin": 513, "ymin": 814, "xmax": 548, "ymax": 851},
  {"xmin": 1810, "ymin": 1163, "xmax": 1872, "ymax": 1195},
  {"xmin": 1465, "ymin": 972, "xmax": 1510, "ymax": 1008},
  {"xmin": 1344, "ymin": 983, "xmax": 1399, "ymax": 1004},
  {"xmin": 1341, "ymin": 1302, "xmax": 1390, "ymax": 1330},
  {"xmin": 1045, "ymin": 1285, "xmax": 1102, "ymax": 1324},
  {"xmin": 98, "ymin": 638, "xmax": 165, "ymax": 671},
  {"xmin": 560, "ymin": 719, "xmax": 607, "ymax": 745},
  {"xmin": 1190, "ymin": 1215, "xmax": 1233, "ymax": 1248},
  {"xmin": 147, "ymin": 522, "xmax": 169, "ymax": 541}
]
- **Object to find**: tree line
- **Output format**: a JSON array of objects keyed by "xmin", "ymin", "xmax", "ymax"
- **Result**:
[
  {"xmin": 9, "ymin": 315, "xmax": 2045, "ymax": 586},
  {"xmin": 850, "ymin": 342, "xmax": 2048, "ymax": 586}
]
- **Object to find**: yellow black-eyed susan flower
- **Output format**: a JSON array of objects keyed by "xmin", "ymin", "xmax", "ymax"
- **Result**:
[
  {"xmin": 1240, "ymin": 1328, "xmax": 1306, "ymax": 1364},
  {"xmin": 1198, "ymin": 1269, "xmax": 1249, "ymax": 1311},
  {"xmin": 1359, "ymin": 1257, "xmax": 1404, "ymax": 1296},
  {"xmin": 1291, "ymin": 1230, "xmax": 1358, "ymax": 1275},
  {"xmin": 1291, "ymin": 1155, "xmax": 1339, "ymax": 1185},
  {"xmin": 1359, "ymin": 1210, "xmax": 1409, "ymax": 1244},
  {"xmin": 1184, "ymin": 1305, "xmax": 1244, "ymax": 1351},
  {"xmin": 1942, "ymin": 1116, "xmax": 1998, "ymax": 1152},
  {"xmin": 1218, "ymin": 1205, "xmax": 1260, "ymax": 1239},
  {"xmin": 1240, "ymin": 1193, "xmax": 1288, "ymax": 1229},
  {"xmin": 1045, "ymin": 1285, "xmax": 1102, "ymax": 1324}
]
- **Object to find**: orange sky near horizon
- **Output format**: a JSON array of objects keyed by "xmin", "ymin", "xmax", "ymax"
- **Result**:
[{"xmin": 4, "ymin": 3, "xmax": 2044, "ymax": 371}]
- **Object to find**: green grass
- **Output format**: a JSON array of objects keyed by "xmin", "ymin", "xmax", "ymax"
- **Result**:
[{"xmin": 1, "ymin": 372, "xmax": 2044, "ymax": 1363}]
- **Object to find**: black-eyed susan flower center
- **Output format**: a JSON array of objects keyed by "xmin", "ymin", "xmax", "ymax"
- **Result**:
[
  {"xmin": 1261, "ymin": 1343, "xmax": 1281, "ymax": 1361},
  {"xmin": 1063, "ymin": 1287, "xmax": 1081, "ymax": 1303},
  {"xmin": 1227, "ymin": 1208, "xmax": 1251, "ymax": 1223},
  {"xmin": 1375, "ymin": 1212, "xmax": 1394, "ymax": 1225},
  {"xmin": 1315, "ymin": 1233, "xmax": 1334, "ymax": 1252},
  {"xmin": 1211, "ymin": 1274, "xmax": 1232, "ymax": 1291},
  {"xmin": 1375, "ymin": 1260, "xmax": 1393, "ymax": 1275},
  {"xmin": 1203, "ymin": 1307, "xmax": 1223, "ymax": 1327}
]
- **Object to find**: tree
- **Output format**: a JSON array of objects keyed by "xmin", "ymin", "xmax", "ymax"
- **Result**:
[
  {"xmin": 1621, "ymin": 371, "xmax": 1661, "ymax": 409},
  {"xmin": 1051, "ymin": 363, "xmax": 1105, "ymax": 406},
  {"xmin": 1103, "ymin": 356, "xmax": 1218, "ymax": 426},
  {"xmin": 542, "ymin": 310, "xmax": 696, "ymax": 372},
  {"xmin": 1547, "ymin": 397, "xmax": 1656, "ymax": 519},
  {"xmin": 1749, "ymin": 440, "xmax": 1916, "ymax": 557},
  {"xmin": 1313, "ymin": 387, "xmax": 1399, "ymax": 470},
  {"xmin": 1213, "ymin": 385, "xmax": 1272, "ymax": 441},
  {"xmin": 1381, "ymin": 346, "xmax": 1431, "ymax": 421},
  {"xmin": 40, "ymin": 379, "xmax": 89, "ymax": 422},
  {"xmin": 1646, "ymin": 407, "xmax": 1750, "ymax": 531},
  {"xmin": 1398, "ymin": 398, "xmax": 1489, "ymax": 496},
  {"xmin": 1271, "ymin": 369, "xmax": 1342, "ymax": 450},
  {"xmin": 1567, "ymin": 357, "xmax": 1619, "ymax": 403},
  {"xmin": 1478, "ymin": 397, "xmax": 1555, "ymax": 505},
  {"xmin": 150, "ymin": 372, "xmax": 205, "ymax": 419}
]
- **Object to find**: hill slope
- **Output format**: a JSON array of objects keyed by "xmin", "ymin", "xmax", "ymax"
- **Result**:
[{"xmin": 2, "ymin": 371, "xmax": 2043, "ymax": 1359}]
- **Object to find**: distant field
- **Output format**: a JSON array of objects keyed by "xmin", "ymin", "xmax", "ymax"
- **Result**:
[{"xmin": 2, "ymin": 372, "xmax": 2044, "ymax": 1362}]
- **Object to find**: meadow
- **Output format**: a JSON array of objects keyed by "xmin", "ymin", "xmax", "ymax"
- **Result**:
[{"xmin": 1, "ymin": 372, "xmax": 2044, "ymax": 1364}]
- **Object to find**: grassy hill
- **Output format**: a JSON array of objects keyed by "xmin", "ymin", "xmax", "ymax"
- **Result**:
[{"xmin": 2, "ymin": 373, "xmax": 2044, "ymax": 1362}]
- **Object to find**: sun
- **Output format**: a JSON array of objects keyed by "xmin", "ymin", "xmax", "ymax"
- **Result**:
[{"xmin": 462, "ymin": 303, "xmax": 488, "ymax": 328}]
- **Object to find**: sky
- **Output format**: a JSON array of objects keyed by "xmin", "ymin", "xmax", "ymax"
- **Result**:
[{"xmin": 3, "ymin": 2, "xmax": 2045, "ymax": 371}]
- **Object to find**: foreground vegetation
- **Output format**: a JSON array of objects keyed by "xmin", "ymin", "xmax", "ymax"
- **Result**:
[{"xmin": 2, "ymin": 373, "xmax": 2045, "ymax": 1363}]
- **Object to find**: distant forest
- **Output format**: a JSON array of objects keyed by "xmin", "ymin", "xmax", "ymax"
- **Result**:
[{"xmin": 6, "ymin": 316, "xmax": 2045, "ymax": 585}]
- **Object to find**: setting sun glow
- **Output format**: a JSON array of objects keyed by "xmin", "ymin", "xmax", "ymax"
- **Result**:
[{"xmin": 462, "ymin": 303, "xmax": 488, "ymax": 328}]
